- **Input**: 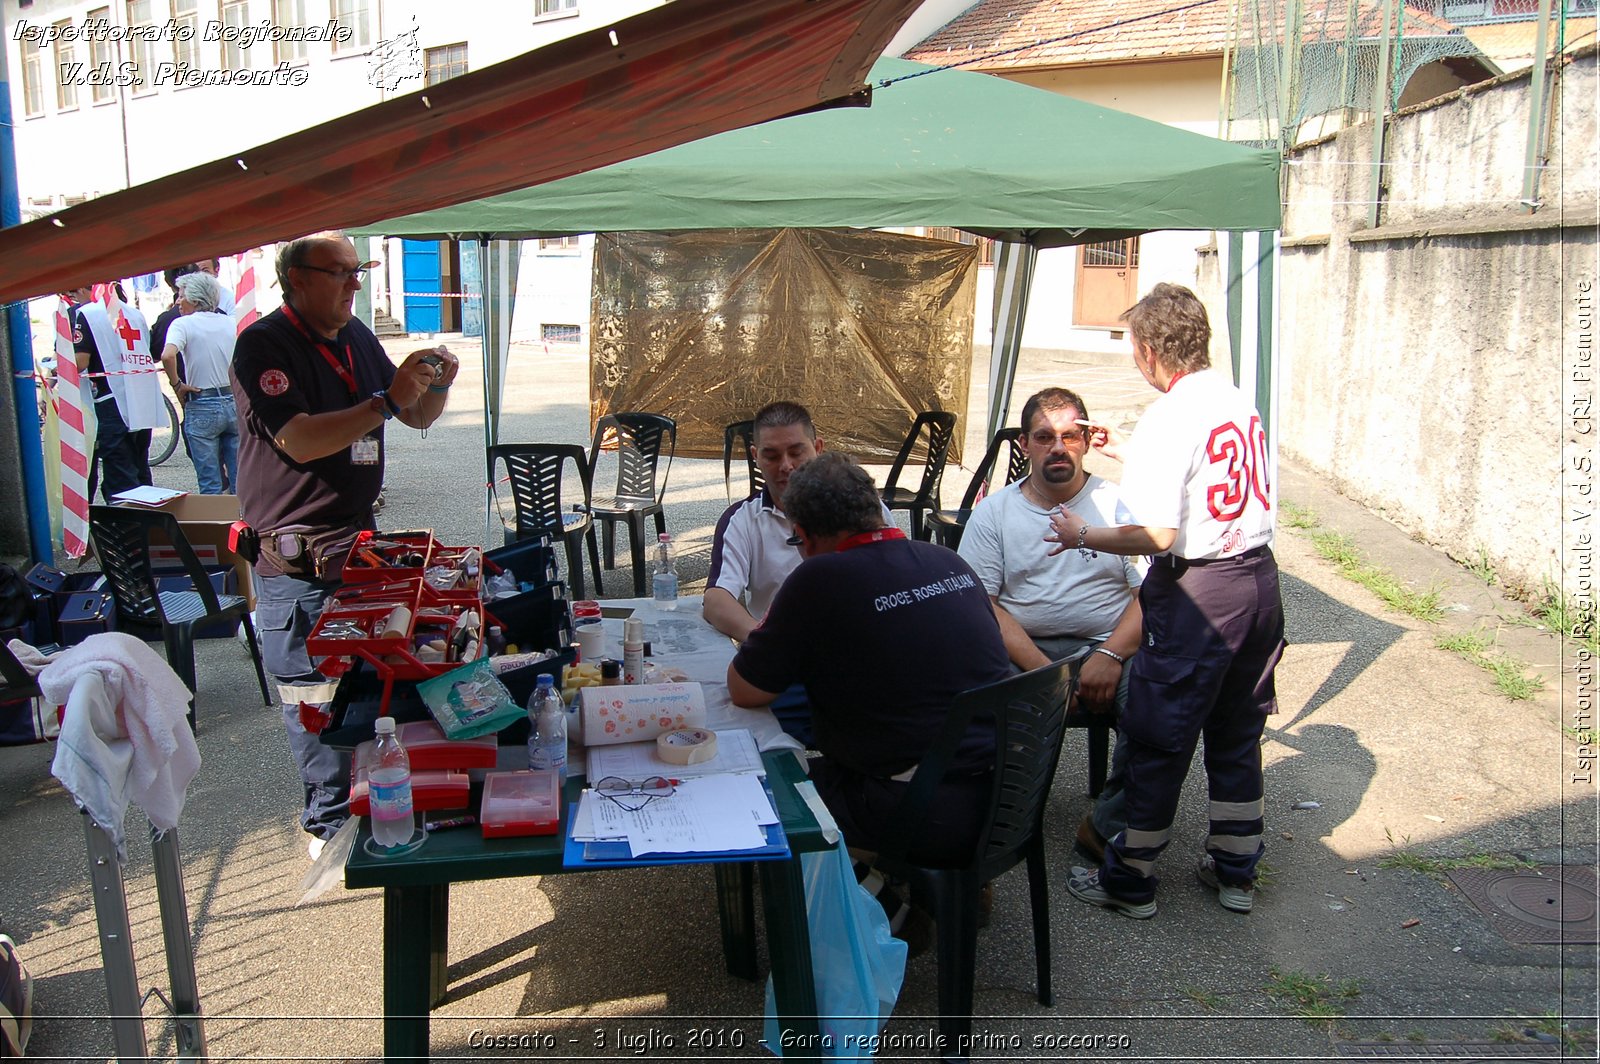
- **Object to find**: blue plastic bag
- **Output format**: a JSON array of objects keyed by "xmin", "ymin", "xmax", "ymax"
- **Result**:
[{"xmin": 763, "ymin": 838, "xmax": 908, "ymax": 1060}]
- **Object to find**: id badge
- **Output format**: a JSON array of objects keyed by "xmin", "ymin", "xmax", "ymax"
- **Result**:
[{"xmin": 351, "ymin": 435, "xmax": 380, "ymax": 465}]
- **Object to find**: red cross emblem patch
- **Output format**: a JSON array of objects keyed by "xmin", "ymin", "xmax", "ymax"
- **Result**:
[{"xmin": 259, "ymin": 369, "xmax": 290, "ymax": 397}]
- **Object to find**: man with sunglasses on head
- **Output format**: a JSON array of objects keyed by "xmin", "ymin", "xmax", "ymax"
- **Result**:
[
  {"xmin": 231, "ymin": 230, "xmax": 459, "ymax": 858},
  {"xmin": 956, "ymin": 387, "xmax": 1144, "ymax": 861}
]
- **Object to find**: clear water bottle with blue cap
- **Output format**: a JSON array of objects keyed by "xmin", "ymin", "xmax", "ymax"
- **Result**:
[{"xmin": 527, "ymin": 673, "xmax": 567, "ymax": 785}]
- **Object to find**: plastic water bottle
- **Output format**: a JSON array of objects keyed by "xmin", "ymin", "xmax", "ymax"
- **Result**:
[
  {"xmin": 653, "ymin": 532, "xmax": 679, "ymax": 610},
  {"xmin": 527, "ymin": 673, "xmax": 567, "ymax": 784},
  {"xmin": 369, "ymin": 717, "xmax": 415, "ymax": 848}
]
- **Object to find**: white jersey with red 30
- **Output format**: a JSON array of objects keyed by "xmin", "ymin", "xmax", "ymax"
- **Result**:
[{"xmin": 1117, "ymin": 368, "xmax": 1274, "ymax": 561}]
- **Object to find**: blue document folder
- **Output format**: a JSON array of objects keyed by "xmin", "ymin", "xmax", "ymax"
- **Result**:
[{"xmin": 562, "ymin": 807, "xmax": 790, "ymax": 869}]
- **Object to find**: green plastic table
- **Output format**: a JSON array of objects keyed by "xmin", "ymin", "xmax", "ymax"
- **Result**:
[{"xmin": 344, "ymin": 749, "xmax": 829, "ymax": 1062}]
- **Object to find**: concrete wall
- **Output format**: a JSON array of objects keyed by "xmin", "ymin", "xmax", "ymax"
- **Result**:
[{"xmin": 1262, "ymin": 49, "xmax": 1596, "ymax": 598}]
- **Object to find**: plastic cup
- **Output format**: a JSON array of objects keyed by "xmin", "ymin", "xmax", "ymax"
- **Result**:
[{"xmin": 575, "ymin": 621, "xmax": 606, "ymax": 662}]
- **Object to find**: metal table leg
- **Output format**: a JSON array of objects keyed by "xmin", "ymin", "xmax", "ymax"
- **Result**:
[
  {"xmin": 150, "ymin": 828, "xmax": 207, "ymax": 1060},
  {"xmin": 83, "ymin": 816, "xmax": 147, "ymax": 1063}
]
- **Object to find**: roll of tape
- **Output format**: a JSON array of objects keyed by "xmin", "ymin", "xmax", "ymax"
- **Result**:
[
  {"xmin": 379, "ymin": 605, "xmax": 411, "ymax": 639},
  {"xmin": 656, "ymin": 727, "xmax": 718, "ymax": 765}
]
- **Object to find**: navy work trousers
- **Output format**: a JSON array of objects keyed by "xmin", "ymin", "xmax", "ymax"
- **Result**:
[{"xmin": 1101, "ymin": 549, "xmax": 1285, "ymax": 903}]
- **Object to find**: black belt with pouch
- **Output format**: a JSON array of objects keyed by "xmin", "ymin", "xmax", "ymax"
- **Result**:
[{"xmin": 258, "ymin": 526, "xmax": 362, "ymax": 582}]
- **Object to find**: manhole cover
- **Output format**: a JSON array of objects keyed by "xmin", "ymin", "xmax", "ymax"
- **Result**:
[
  {"xmin": 1446, "ymin": 865, "xmax": 1599, "ymax": 945},
  {"xmin": 1337, "ymin": 1042, "xmax": 1560, "ymax": 1058}
]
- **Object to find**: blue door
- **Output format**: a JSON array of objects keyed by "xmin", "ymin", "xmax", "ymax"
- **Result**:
[{"xmin": 402, "ymin": 239, "xmax": 441, "ymax": 333}]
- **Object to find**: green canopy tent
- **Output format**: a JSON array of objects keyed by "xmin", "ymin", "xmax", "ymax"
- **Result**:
[{"xmin": 356, "ymin": 57, "xmax": 1282, "ymax": 460}]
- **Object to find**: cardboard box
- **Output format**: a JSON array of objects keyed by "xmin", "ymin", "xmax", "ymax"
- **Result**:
[{"xmin": 134, "ymin": 495, "xmax": 256, "ymax": 609}]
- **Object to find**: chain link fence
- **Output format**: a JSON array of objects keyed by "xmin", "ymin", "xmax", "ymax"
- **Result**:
[{"xmin": 1222, "ymin": 0, "xmax": 1491, "ymax": 149}]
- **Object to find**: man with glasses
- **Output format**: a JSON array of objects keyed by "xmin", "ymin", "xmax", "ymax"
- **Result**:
[
  {"xmin": 956, "ymin": 387, "xmax": 1144, "ymax": 861},
  {"xmin": 231, "ymin": 230, "xmax": 459, "ymax": 858}
]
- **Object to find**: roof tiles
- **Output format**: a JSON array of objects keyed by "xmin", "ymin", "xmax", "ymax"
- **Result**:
[{"xmin": 904, "ymin": 0, "xmax": 1465, "ymax": 70}]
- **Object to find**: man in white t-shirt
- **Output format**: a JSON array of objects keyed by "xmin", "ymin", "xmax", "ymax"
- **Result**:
[
  {"xmin": 704, "ymin": 401, "xmax": 828, "ymax": 744},
  {"xmin": 704, "ymin": 400, "xmax": 822, "ymax": 643},
  {"xmin": 957, "ymin": 387, "xmax": 1143, "ymax": 860},
  {"xmin": 1048, "ymin": 283, "xmax": 1285, "ymax": 921}
]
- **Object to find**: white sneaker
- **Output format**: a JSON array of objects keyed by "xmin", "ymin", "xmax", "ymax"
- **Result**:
[
  {"xmin": 1196, "ymin": 854, "xmax": 1254, "ymax": 913},
  {"xmin": 307, "ymin": 836, "xmax": 325, "ymax": 861},
  {"xmin": 1066, "ymin": 865, "xmax": 1157, "ymax": 919}
]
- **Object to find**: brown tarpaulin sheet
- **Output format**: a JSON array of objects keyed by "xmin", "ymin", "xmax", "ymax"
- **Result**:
[
  {"xmin": 590, "ymin": 228, "xmax": 976, "ymax": 464},
  {"xmin": 0, "ymin": 0, "xmax": 922, "ymax": 303}
]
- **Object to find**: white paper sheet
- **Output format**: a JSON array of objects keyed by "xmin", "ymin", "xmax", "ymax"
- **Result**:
[
  {"xmin": 585, "ymin": 728, "xmax": 763, "ymax": 783},
  {"xmin": 572, "ymin": 772, "xmax": 776, "ymax": 856},
  {"xmin": 111, "ymin": 485, "xmax": 188, "ymax": 506}
]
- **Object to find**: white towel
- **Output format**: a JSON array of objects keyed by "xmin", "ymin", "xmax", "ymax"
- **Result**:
[
  {"xmin": 44, "ymin": 633, "xmax": 199, "ymax": 860},
  {"xmin": 5, "ymin": 639, "xmax": 57, "ymax": 676}
]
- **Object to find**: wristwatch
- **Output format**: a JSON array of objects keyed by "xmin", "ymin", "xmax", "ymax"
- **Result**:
[
  {"xmin": 369, "ymin": 390, "xmax": 398, "ymax": 420},
  {"xmin": 1091, "ymin": 646, "xmax": 1127, "ymax": 665}
]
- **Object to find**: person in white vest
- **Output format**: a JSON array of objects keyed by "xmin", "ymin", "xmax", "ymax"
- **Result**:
[{"xmin": 69, "ymin": 282, "xmax": 164, "ymax": 502}]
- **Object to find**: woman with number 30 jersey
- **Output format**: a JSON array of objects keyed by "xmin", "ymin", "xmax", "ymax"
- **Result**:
[{"xmin": 1044, "ymin": 282, "xmax": 1286, "ymax": 922}]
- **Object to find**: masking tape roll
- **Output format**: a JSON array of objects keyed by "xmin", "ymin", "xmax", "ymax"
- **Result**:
[
  {"xmin": 379, "ymin": 606, "xmax": 412, "ymax": 639},
  {"xmin": 656, "ymin": 728, "xmax": 718, "ymax": 765}
]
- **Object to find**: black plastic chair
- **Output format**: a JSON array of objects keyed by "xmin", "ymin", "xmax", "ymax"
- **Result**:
[
  {"xmin": 925, "ymin": 427, "xmax": 1030, "ymax": 550},
  {"xmin": 88, "ymin": 505, "xmax": 270, "ymax": 731},
  {"xmin": 488, "ymin": 443, "xmax": 603, "ymax": 601},
  {"xmin": 722, "ymin": 419, "xmax": 765, "ymax": 501},
  {"xmin": 875, "ymin": 659, "xmax": 1074, "ymax": 1061},
  {"xmin": 584, "ymin": 413, "xmax": 677, "ymax": 597},
  {"xmin": 0, "ymin": 641, "xmax": 42, "ymax": 705},
  {"xmin": 879, "ymin": 411, "xmax": 958, "ymax": 541}
]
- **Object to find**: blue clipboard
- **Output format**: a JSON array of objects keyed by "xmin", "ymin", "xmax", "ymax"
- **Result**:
[
  {"xmin": 562, "ymin": 806, "xmax": 791, "ymax": 869},
  {"xmin": 563, "ymin": 768, "xmax": 793, "ymax": 870}
]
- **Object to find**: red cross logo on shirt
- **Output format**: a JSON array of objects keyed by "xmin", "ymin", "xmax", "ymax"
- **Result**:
[{"xmin": 115, "ymin": 311, "xmax": 142, "ymax": 348}]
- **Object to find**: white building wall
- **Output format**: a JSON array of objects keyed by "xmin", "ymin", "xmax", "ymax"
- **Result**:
[
  {"xmin": 981, "ymin": 57, "xmax": 1228, "ymax": 356},
  {"xmin": 5, "ymin": 0, "xmax": 661, "ymax": 326},
  {"xmin": 511, "ymin": 236, "xmax": 592, "ymax": 344}
]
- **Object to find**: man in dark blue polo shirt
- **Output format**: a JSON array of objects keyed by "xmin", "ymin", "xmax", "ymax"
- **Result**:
[
  {"xmin": 728, "ymin": 452, "xmax": 1011, "ymax": 866},
  {"xmin": 231, "ymin": 231, "xmax": 459, "ymax": 857}
]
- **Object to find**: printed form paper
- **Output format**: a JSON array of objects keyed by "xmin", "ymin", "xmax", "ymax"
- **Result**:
[{"xmin": 573, "ymin": 772, "xmax": 776, "ymax": 855}]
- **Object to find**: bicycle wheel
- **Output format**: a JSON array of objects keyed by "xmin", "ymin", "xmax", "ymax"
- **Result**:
[{"xmin": 149, "ymin": 394, "xmax": 180, "ymax": 466}]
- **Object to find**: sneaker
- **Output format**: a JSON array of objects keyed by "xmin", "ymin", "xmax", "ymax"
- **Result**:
[
  {"xmin": 307, "ymin": 836, "xmax": 325, "ymax": 861},
  {"xmin": 1196, "ymin": 855, "xmax": 1254, "ymax": 913},
  {"xmin": 1066, "ymin": 865, "xmax": 1156, "ymax": 919},
  {"xmin": 1075, "ymin": 813, "xmax": 1108, "ymax": 863}
]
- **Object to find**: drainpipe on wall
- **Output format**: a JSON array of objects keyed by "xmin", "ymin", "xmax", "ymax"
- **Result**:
[
  {"xmin": 0, "ymin": 27, "xmax": 54, "ymax": 564},
  {"xmin": 1365, "ymin": 0, "xmax": 1401, "ymax": 229},
  {"xmin": 1520, "ymin": 0, "xmax": 1559, "ymax": 214}
]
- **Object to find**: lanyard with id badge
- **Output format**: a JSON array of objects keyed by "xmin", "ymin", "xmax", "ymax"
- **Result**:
[{"xmin": 281, "ymin": 303, "xmax": 381, "ymax": 464}]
